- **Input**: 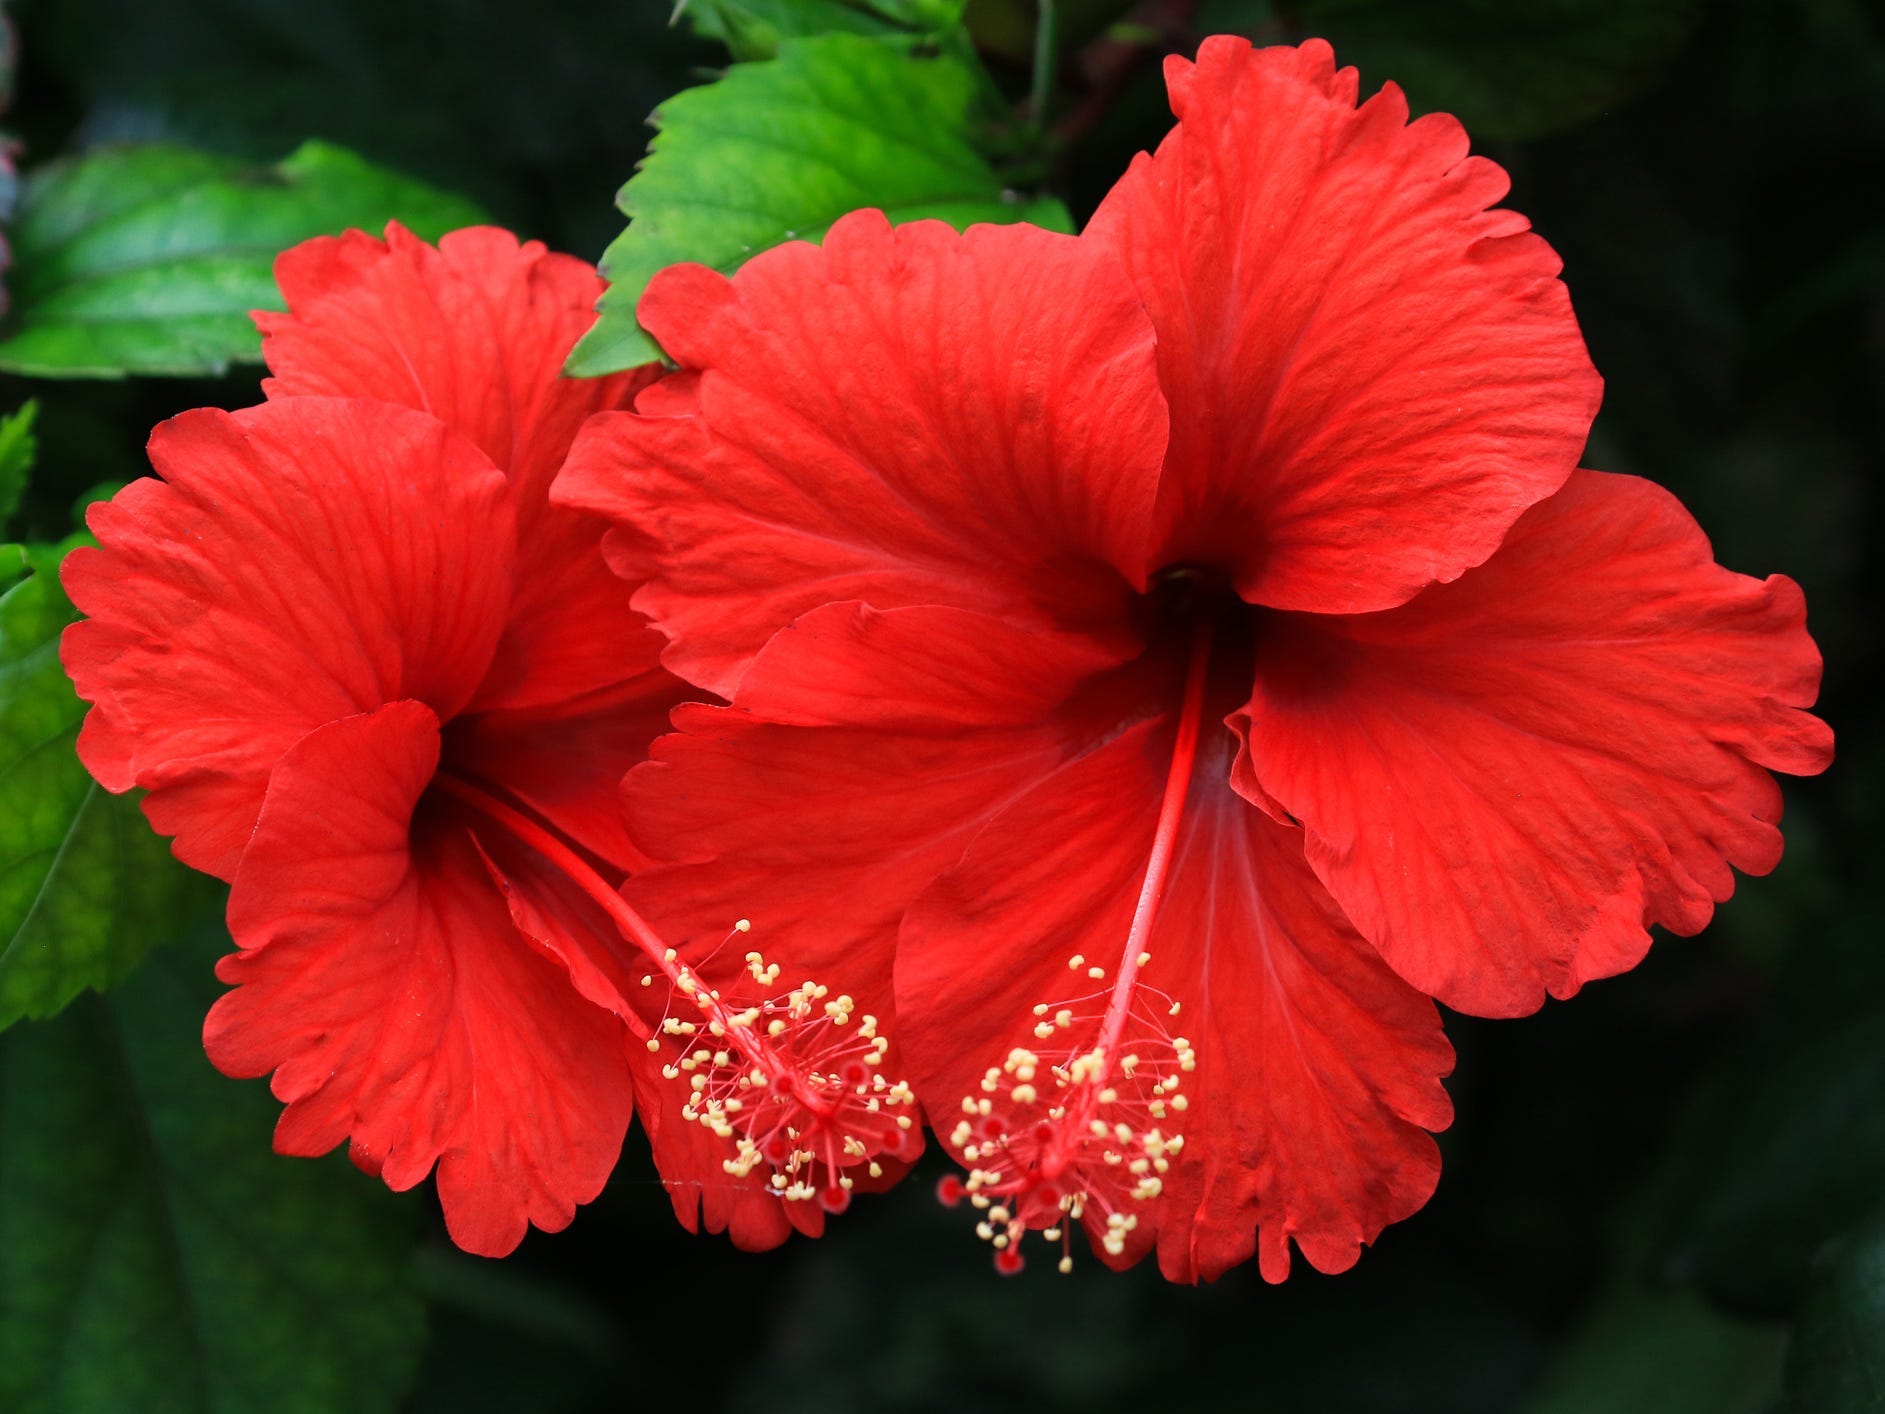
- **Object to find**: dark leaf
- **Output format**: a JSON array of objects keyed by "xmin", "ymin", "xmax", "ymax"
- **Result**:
[
  {"xmin": 0, "ymin": 400, "xmax": 35, "ymax": 530},
  {"xmin": 1, "ymin": 534, "xmax": 220, "ymax": 1031},
  {"xmin": 1780, "ymin": 1214, "xmax": 1885, "ymax": 1413},
  {"xmin": 1521, "ymin": 1287, "xmax": 1786, "ymax": 1414},
  {"xmin": 1202, "ymin": 0, "xmax": 1704, "ymax": 139},
  {"xmin": 568, "ymin": 34, "xmax": 1070, "ymax": 375},
  {"xmin": 680, "ymin": 0, "xmax": 967, "ymax": 60},
  {"xmin": 0, "ymin": 923, "xmax": 427, "ymax": 1414},
  {"xmin": 1660, "ymin": 996, "xmax": 1885, "ymax": 1315}
]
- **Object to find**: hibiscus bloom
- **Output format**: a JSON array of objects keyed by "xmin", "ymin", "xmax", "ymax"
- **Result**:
[
  {"xmin": 60, "ymin": 225, "xmax": 912, "ymax": 1255},
  {"xmin": 557, "ymin": 38, "xmax": 1834, "ymax": 1281}
]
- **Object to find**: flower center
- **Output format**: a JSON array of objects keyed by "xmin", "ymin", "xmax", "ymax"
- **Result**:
[
  {"xmin": 942, "ymin": 611, "xmax": 1214, "ymax": 1273},
  {"xmin": 432, "ymin": 773, "xmax": 915, "ymax": 1210}
]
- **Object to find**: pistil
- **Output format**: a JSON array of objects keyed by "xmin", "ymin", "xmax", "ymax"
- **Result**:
[{"xmin": 944, "ymin": 615, "xmax": 1214, "ymax": 1272}]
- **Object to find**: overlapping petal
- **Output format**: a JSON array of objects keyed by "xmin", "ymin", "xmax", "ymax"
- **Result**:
[
  {"xmin": 630, "ymin": 1064, "xmax": 830, "ymax": 1251},
  {"xmin": 446, "ymin": 666, "xmax": 690, "ymax": 872},
  {"xmin": 257, "ymin": 221, "xmax": 669, "ymax": 719},
  {"xmin": 556, "ymin": 212, "xmax": 1167, "ymax": 697},
  {"xmin": 622, "ymin": 602, "xmax": 1125, "ymax": 1005},
  {"xmin": 1087, "ymin": 36, "xmax": 1601, "ymax": 612},
  {"xmin": 45, "ymin": 30, "xmax": 1816, "ymax": 1285},
  {"xmin": 618, "ymin": 603, "xmax": 1127, "ymax": 1242},
  {"xmin": 260, "ymin": 224, "xmax": 648, "ymax": 510},
  {"xmin": 467, "ymin": 518, "xmax": 674, "ymax": 718},
  {"xmin": 62, "ymin": 225, "xmax": 700, "ymax": 1254},
  {"xmin": 61, "ymin": 398, "xmax": 514, "ymax": 879},
  {"xmin": 1235, "ymin": 471, "xmax": 1835, "ymax": 1016},
  {"xmin": 900, "ymin": 720, "xmax": 1452, "ymax": 1283},
  {"xmin": 206, "ymin": 702, "xmax": 633, "ymax": 1257}
]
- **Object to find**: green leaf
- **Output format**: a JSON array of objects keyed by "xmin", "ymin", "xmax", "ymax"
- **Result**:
[
  {"xmin": 679, "ymin": 0, "xmax": 968, "ymax": 59},
  {"xmin": 0, "ymin": 141, "xmax": 487, "ymax": 378},
  {"xmin": 1780, "ymin": 1214, "xmax": 1885, "ymax": 1413},
  {"xmin": 1659, "ymin": 999, "xmax": 1885, "ymax": 1315},
  {"xmin": 0, "ymin": 924, "xmax": 427, "ymax": 1414},
  {"xmin": 22, "ymin": 1, "xmax": 711, "ymax": 261},
  {"xmin": 567, "ymin": 34, "xmax": 1071, "ymax": 375},
  {"xmin": 1, "ymin": 535, "xmax": 221, "ymax": 1032},
  {"xmin": 1521, "ymin": 1287, "xmax": 1787, "ymax": 1414},
  {"xmin": 0, "ymin": 402, "xmax": 37, "ymax": 533},
  {"xmin": 1203, "ymin": 0, "xmax": 1703, "ymax": 140}
]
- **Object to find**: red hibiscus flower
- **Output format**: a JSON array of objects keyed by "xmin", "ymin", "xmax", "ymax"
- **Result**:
[
  {"xmin": 60, "ymin": 225, "xmax": 915, "ymax": 1255},
  {"xmin": 557, "ymin": 38, "xmax": 1835, "ymax": 1282}
]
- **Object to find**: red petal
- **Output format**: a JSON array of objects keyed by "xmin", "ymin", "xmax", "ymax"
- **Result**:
[
  {"xmin": 467, "ymin": 509, "xmax": 678, "ymax": 716},
  {"xmin": 468, "ymin": 848, "xmax": 823, "ymax": 1251},
  {"xmin": 555, "ymin": 212, "xmax": 1165, "ymax": 697},
  {"xmin": 899, "ymin": 720, "xmax": 1452, "ymax": 1282},
  {"xmin": 1087, "ymin": 37, "xmax": 1600, "ymax": 612},
  {"xmin": 621, "ymin": 597, "xmax": 1136, "ymax": 949},
  {"xmin": 629, "ymin": 1062, "xmax": 828, "ymax": 1251},
  {"xmin": 260, "ymin": 223, "xmax": 671, "ymax": 716},
  {"xmin": 1236, "ymin": 470, "xmax": 1835, "ymax": 1017},
  {"xmin": 707, "ymin": 599, "xmax": 1134, "ymax": 730},
  {"xmin": 261, "ymin": 224, "xmax": 655, "ymax": 512},
  {"xmin": 206, "ymin": 701, "xmax": 632, "ymax": 1256},
  {"xmin": 458, "ymin": 777, "xmax": 820, "ymax": 1251},
  {"xmin": 466, "ymin": 829, "xmax": 645, "ymax": 1035},
  {"xmin": 447, "ymin": 668, "xmax": 692, "ymax": 872},
  {"xmin": 60, "ymin": 399, "xmax": 514, "ymax": 879},
  {"xmin": 616, "ymin": 602, "xmax": 1151, "ymax": 1241}
]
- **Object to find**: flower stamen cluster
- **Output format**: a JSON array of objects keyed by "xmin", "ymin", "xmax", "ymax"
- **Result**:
[
  {"xmin": 941, "ymin": 965, "xmax": 1194, "ymax": 1274},
  {"xmin": 644, "ymin": 934, "xmax": 917, "ymax": 1211}
]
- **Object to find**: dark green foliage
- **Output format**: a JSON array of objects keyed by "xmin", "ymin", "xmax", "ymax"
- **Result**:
[
  {"xmin": 0, "ymin": 401, "xmax": 36, "ymax": 527},
  {"xmin": 1523, "ymin": 1289, "xmax": 1786, "ymax": 1414},
  {"xmin": 7, "ymin": 0, "xmax": 712, "ymax": 259},
  {"xmin": 1202, "ymin": 0, "xmax": 1704, "ymax": 138},
  {"xmin": 1661, "ymin": 1003, "xmax": 1885, "ymax": 1315},
  {"xmin": 0, "ymin": 143, "xmax": 485, "ymax": 377},
  {"xmin": 680, "ymin": 0, "xmax": 968, "ymax": 59},
  {"xmin": 0, "ymin": 925, "xmax": 426, "ymax": 1414},
  {"xmin": 569, "ymin": 34, "xmax": 1070, "ymax": 374},
  {"xmin": 1780, "ymin": 1216, "xmax": 1885, "ymax": 1413},
  {"xmin": 1, "ymin": 534, "xmax": 221, "ymax": 1031}
]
